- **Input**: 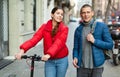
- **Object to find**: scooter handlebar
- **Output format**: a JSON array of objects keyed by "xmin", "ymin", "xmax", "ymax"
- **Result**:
[
  {"xmin": 21, "ymin": 54, "xmax": 41, "ymax": 61},
  {"xmin": 21, "ymin": 55, "xmax": 28, "ymax": 59}
]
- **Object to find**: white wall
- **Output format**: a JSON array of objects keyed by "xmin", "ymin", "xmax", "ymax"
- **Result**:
[{"xmin": 8, "ymin": 0, "xmax": 55, "ymax": 55}]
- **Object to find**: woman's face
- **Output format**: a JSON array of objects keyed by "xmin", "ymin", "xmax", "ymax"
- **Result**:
[
  {"xmin": 80, "ymin": 7, "xmax": 94, "ymax": 22},
  {"xmin": 51, "ymin": 9, "xmax": 64, "ymax": 23}
]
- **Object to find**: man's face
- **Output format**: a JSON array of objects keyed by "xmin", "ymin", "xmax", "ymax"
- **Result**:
[{"xmin": 80, "ymin": 7, "xmax": 94, "ymax": 22}]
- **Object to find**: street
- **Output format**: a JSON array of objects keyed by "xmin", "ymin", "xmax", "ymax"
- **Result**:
[{"xmin": 0, "ymin": 22, "xmax": 120, "ymax": 77}]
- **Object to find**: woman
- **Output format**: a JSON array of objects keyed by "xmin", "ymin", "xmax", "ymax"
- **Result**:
[{"xmin": 15, "ymin": 7, "xmax": 69, "ymax": 77}]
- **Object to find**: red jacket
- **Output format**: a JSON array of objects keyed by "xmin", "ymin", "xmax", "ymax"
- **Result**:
[{"xmin": 20, "ymin": 20, "xmax": 69, "ymax": 59}]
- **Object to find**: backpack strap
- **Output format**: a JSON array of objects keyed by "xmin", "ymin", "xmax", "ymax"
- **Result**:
[{"xmin": 90, "ymin": 21, "xmax": 97, "ymax": 34}]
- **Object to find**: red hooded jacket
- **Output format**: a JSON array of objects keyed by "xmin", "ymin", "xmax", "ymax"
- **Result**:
[{"xmin": 20, "ymin": 20, "xmax": 69, "ymax": 59}]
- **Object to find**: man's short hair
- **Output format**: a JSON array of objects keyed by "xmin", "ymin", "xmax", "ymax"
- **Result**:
[{"xmin": 80, "ymin": 4, "xmax": 93, "ymax": 13}]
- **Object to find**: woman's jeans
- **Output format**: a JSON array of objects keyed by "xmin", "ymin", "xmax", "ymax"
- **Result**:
[{"xmin": 45, "ymin": 56, "xmax": 68, "ymax": 77}]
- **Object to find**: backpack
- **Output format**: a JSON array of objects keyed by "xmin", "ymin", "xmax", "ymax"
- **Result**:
[{"xmin": 91, "ymin": 21, "xmax": 112, "ymax": 60}]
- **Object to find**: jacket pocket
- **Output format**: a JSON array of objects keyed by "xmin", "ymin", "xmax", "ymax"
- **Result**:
[{"xmin": 92, "ymin": 46, "xmax": 105, "ymax": 67}]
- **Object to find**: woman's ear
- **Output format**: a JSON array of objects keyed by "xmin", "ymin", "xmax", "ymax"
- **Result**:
[{"xmin": 51, "ymin": 14, "xmax": 53, "ymax": 18}]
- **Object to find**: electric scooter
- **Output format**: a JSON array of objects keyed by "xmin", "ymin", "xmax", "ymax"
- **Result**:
[{"xmin": 21, "ymin": 54, "xmax": 41, "ymax": 77}]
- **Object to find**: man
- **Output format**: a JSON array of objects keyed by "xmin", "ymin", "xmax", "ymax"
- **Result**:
[{"xmin": 72, "ymin": 4, "xmax": 113, "ymax": 77}]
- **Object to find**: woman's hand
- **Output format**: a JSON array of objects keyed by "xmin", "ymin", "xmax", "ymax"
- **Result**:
[
  {"xmin": 41, "ymin": 54, "xmax": 51, "ymax": 61},
  {"xmin": 73, "ymin": 58, "xmax": 79, "ymax": 68},
  {"xmin": 15, "ymin": 49, "xmax": 24, "ymax": 60}
]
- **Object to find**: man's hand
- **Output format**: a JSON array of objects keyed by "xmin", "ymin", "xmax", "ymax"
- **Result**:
[
  {"xmin": 73, "ymin": 58, "xmax": 79, "ymax": 68},
  {"xmin": 87, "ymin": 33, "xmax": 95, "ymax": 43}
]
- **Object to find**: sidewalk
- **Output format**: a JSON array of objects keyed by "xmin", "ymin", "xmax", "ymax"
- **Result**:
[
  {"xmin": 0, "ymin": 43, "xmax": 76, "ymax": 77},
  {"xmin": 0, "ymin": 44, "xmax": 44, "ymax": 77}
]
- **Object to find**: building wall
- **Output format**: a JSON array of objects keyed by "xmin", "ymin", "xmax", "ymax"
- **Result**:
[
  {"xmin": 9, "ymin": 0, "xmax": 20, "ymax": 55},
  {"xmin": 8, "ymin": 0, "xmax": 54, "ymax": 56}
]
